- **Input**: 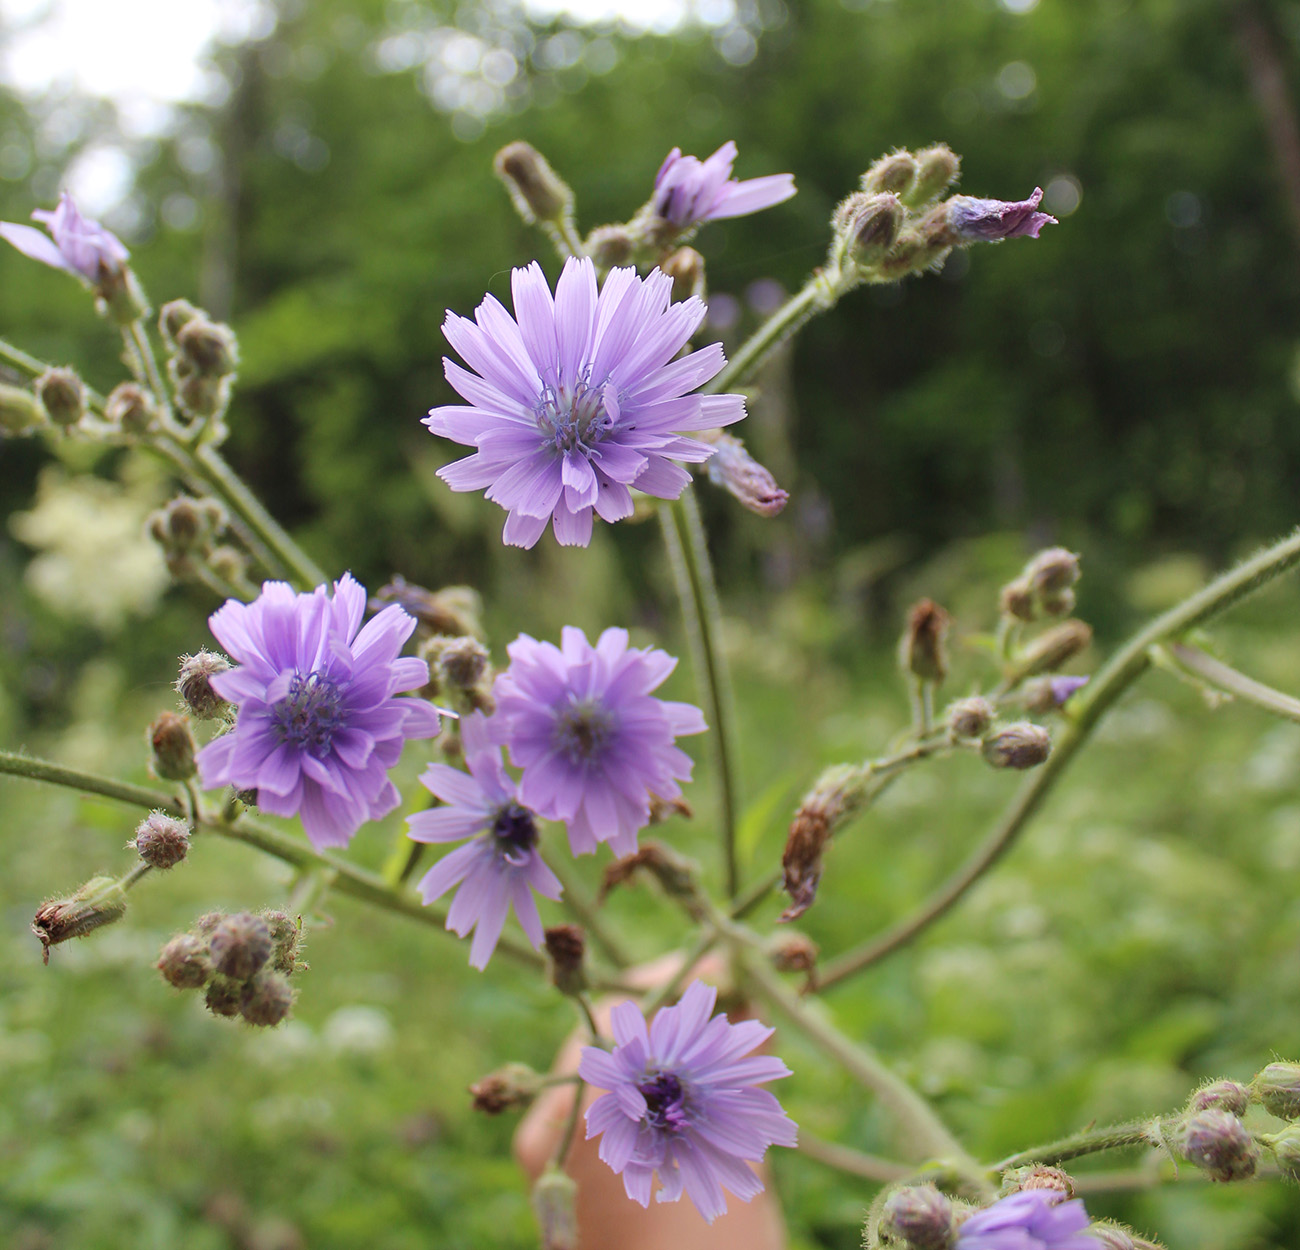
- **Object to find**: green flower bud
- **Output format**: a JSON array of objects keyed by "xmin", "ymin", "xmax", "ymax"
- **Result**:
[
  {"xmin": 36, "ymin": 366, "xmax": 85, "ymax": 429},
  {"xmin": 176, "ymin": 316, "xmax": 238, "ymax": 378},
  {"xmin": 262, "ymin": 909, "xmax": 301, "ymax": 975},
  {"xmin": 149, "ymin": 710, "xmax": 197, "ymax": 781},
  {"xmin": 0, "ymin": 382, "xmax": 45, "ymax": 434},
  {"xmin": 104, "ymin": 382, "xmax": 156, "ymax": 434},
  {"xmin": 32, "ymin": 875, "xmax": 127, "ymax": 964},
  {"xmin": 157, "ymin": 933, "xmax": 212, "ymax": 989},
  {"xmin": 159, "ymin": 298, "xmax": 202, "ymax": 345},
  {"xmin": 947, "ymin": 696, "xmax": 994, "ymax": 738},
  {"xmin": 1012, "ymin": 620, "xmax": 1093, "ymax": 680},
  {"xmin": 585, "ymin": 225, "xmax": 636, "ymax": 268},
  {"xmin": 862, "ymin": 151, "xmax": 919, "ymax": 198},
  {"xmin": 905, "ymin": 145, "xmax": 962, "ymax": 208},
  {"xmin": 531, "ymin": 1166, "xmax": 578, "ymax": 1250},
  {"xmin": 834, "ymin": 192, "xmax": 904, "ymax": 270},
  {"xmin": 1263, "ymin": 1123, "xmax": 1300, "ymax": 1182},
  {"xmin": 494, "ymin": 141, "xmax": 573, "ymax": 225},
  {"xmin": 661, "ymin": 246, "xmax": 706, "ymax": 302},
  {"xmin": 1252, "ymin": 1061, "xmax": 1300, "ymax": 1120}
]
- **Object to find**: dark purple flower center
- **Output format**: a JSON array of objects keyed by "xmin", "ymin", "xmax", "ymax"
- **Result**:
[
  {"xmin": 491, "ymin": 802, "xmax": 539, "ymax": 857},
  {"xmin": 637, "ymin": 1070, "xmax": 689, "ymax": 1133},
  {"xmin": 272, "ymin": 672, "xmax": 346, "ymax": 755},
  {"xmin": 535, "ymin": 376, "xmax": 613, "ymax": 456},
  {"xmin": 551, "ymin": 698, "xmax": 617, "ymax": 766}
]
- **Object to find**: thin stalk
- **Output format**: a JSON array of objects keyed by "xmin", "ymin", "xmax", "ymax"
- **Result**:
[
  {"xmin": 797, "ymin": 1131, "xmax": 912, "ymax": 1184},
  {"xmin": 0, "ymin": 749, "xmax": 181, "ymax": 813},
  {"xmin": 730, "ymin": 867, "xmax": 781, "ymax": 920},
  {"xmin": 0, "ymin": 338, "xmax": 108, "ymax": 409},
  {"xmin": 550, "ymin": 1077, "xmax": 587, "ymax": 1170},
  {"xmin": 574, "ymin": 993, "xmax": 600, "ymax": 1041},
  {"xmin": 661, "ymin": 494, "xmax": 740, "ymax": 897},
  {"xmin": 125, "ymin": 320, "xmax": 176, "ymax": 428},
  {"xmin": 817, "ymin": 526, "xmax": 1300, "ymax": 992},
  {"xmin": 1164, "ymin": 641, "xmax": 1300, "ymax": 723},
  {"xmin": 542, "ymin": 849, "xmax": 631, "ymax": 969},
  {"xmin": 120, "ymin": 861, "xmax": 154, "ymax": 891},
  {"xmin": 640, "ymin": 927, "xmax": 719, "ymax": 1018},
  {"xmin": 992, "ymin": 1119, "xmax": 1164, "ymax": 1171}
]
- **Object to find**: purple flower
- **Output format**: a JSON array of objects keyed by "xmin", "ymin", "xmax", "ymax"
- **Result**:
[
  {"xmin": 946, "ymin": 187, "xmax": 1057, "ymax": 242},
  {"xmin": 956, "ymin": 1190, "xmax": 1094, "ymax": 1250},
  {"xmin": 197, "ymin": 574, "xmax": 440, "ymax": 850},
  {"xmin": 407, "ymin": 711, "xmax": 563, "ymax": 969},
  {"xmin": 424, "ymin": 256, "xmax": 746, "ymax": 548},
  {"xmin": 0, "ymin": 192, "xmax": 129, "ymax": 282},
  {"xmin": 579, "ymin": 979, "xmax": 797, "ymax": 1223},
  {"xmin": 491, "ymin": 627, "xmax": 706, "ymax": 856},
  {"xmin": 652, "ymin": 141, "xmax": 796, "ymax": 229},
  {"xmin": 1049, "ymin": 675, "xmax": 1088, "ymax": 706}
]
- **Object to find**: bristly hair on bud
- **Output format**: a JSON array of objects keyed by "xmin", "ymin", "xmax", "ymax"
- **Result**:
[
  {"xmin": 32, "ymin": 876, "xmax": 127, "ymax": 964},
  {"xmin": 878, "ymin": 1183, "xmax": 955, "ymax": 1250},
  {"xmin": 36, "ymin": 366, "xmax": 85, "ymax": 429},
  {"xmin": 904, "ymin": 145, "xmax": 961, "ymax": 209},
  {"xmin": 1175, "ymin": 1108, "xmax": 1259, "ymax": 1182},
  {"xmin": 148, "ymin": 710, "xmax": 197, "ymax": 781},
  {"xmin": 862, "ymin": 150, "xmax": 919, "ymax": 198},
  {"xmin": 947, "ymin": 696, "xmax": 994, "ymax": 739},
  {"xmin": 133, "ymin": 811, "xmax": 191, "ymax": 869},
  {"xmin": 981, "ymin": 722, "xmax": 1051, "ymax": 770},
  {"xmin": 705, "ymin": 432, "xmax": 789, "ymax": 518},
  {"xmin": 157, "ymin": 932, "xmax": 212, "ymax": 989},
  {"xmin": 208, "ymin": 912, "xmax": 273, "ymax": 981},
  {"xmin": 239, "ymin": 970, "xmax": 295, "ymax": 1027},
  {"xmin": 900, "ymin": 598, "xmax": 951, "ymax": 685},
  {"xmin": 1251, "ymin": 1060, "xmax": 1300, "ymax": 1120},
  {"xmin": 1010, "ymin": 620, "xmax": 1092, "ymax": 683},
  {"xmin": 494, "ymin": 141, "xmax": 574, "ymax": 225},
  {"xmin": 1001, "ymin": 1165, "xmax": 1075, "ymax": 1197},
  {"xmin": 176, "ymin": 650, "xmax": 232, "ymax": 720},
  {"xmin": 1186, "ymin": 1079, "xmax": 1250, "ymax": 1117},
  {"xmin": 661, "ymin": 246, "xmax": 706, "ymax": 302},
  {"xmin": 104, "ymin": 382, "xmax": 156, "ymax": 435},
  {"xmin": 832, "ymin": 191, "xmax": 904, "ymax": 271}
]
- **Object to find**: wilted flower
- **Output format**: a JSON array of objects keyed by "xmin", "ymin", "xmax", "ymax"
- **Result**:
[
  {"xmin": 408, "ymin": 711, "xmax": 563, "ymax": 969},
  {"xmin": 579, "ymin": 979, "xmax": 797, "ymax": 1223},
  {"xmin": 945, "ymin": 188, "xmax": 1057, "ymax": 243},
  {"xmin": 425, "ymin": 257, "xmax": 746, "ymax": 547},
  {"xmin": 196, "ymin": 574, "xmax": 440, "ymax": 849},
  {"xmin": 491, "ymin": 627, "xmax": 706, "ymax": 856},
  {"xmin": 954, "ymin": 1190, "xmax": 1093, "ymax": 1250},
  {"xmin": 651, "ymin": 141, "xmax": 796, "ymax": 230},
  {"xmin": 0, "ymin": 192, "xmax": 128, "ymax": 282}
]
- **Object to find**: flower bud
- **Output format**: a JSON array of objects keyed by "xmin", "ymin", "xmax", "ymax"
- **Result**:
[
  {"xmin": 176, "ymin": 316, "xmax": 238, "ymax": 378},
  {"xmin": 436, "ymin": 636, "xmax": 490, "ymax": 691},
  {"xmin": 834, "ymin": 192, "xmax": 904, "ymax": 269},
  {"xmin": 205, "ymin": 975, "xmax": 243, "ymax": 1018},
  {"xmin": 878, "ymin": 1184, "xmax": 955, "ymax": 1250},
  {"xmin": 647, "ymin": 792, "xmax": 693, "ymax": 825},
  {"xmin": 239, "ymin": 970, "xmax": 295, "ymax": 1027},
  {"xmin": 160, "ymin": 298, "xmax": 202, "ymax": 345},
  {"xmin": 900, "ymin": 598, "xmax": 951, "ymax": 685},
  {"xmin": 209, "ymin": 911, "xmax": 273, "ymax": 980},
  {"xmin": 1264, "ymin": 1124, "xmax": 1300, "ymax": 1182},
  {"xmin": 173, "ymin": 370, "xmax": 230, "ymax": 420},
  {"xmin": 32, "ymin": 876, "xmax": 127, "ymax": 964},
  {"xmin": 905, "ymin": 145, "xmax": 961, "ymax": 208},
  {"xmin": 1027, "ymin": 547, "xmax": 1081, "ymax": 598},
  {"xmin": 1252, "ymin": 1061, "xmax": 1300, "ymax": 1120},
  {"xmin": 1023, "ymin": 676, "xmax": 1088, "ymax": 714},
  {"xmin": 371, "ymin": 577, "xmax": 483, "ymax": 638},
  {"xmin": 176, "ymin": 650, "xmax": 232, "ymax": 720},
  {"xmin": 149, "ymin": 711, "xmax": 197, "ymax": 781},
  {"xmin": 1003, "ymin": 1165, "xmax": 1074, "ymax": 1196},
  {"xmin": 531, "ymin": 1166, "xmax": 578, "ymax": 1250},
  {"xmin": 1087, "ymin": 1223, "xmax": 1164, "ymax": 1250},
  {"xmin": 876, "ymin": 230, "xmax": 949, "ymax": 280},
  {"xmin": 0, "ymin": 382, "xmax": 45, "ymax": 434},
  {"xmin": 133, "ymin": 811, "xmax": 191, "ymax": 869},
  {"xmin": 767, "ymin": 931, "xmax": 819, "ymax": 977},
  {"xmin": 781, "ymin": 763, "xmax": 865, "ymax": 920},
  {"xmin": 36, "ymin": 366, "xmax": 85, "ymax": 429},
  {"xmin": 1176, "ymin": 1108, "xmax": 1259, "ymax": 1181},
  {"xmin": 263, "ymin": 909, "xmax": 301, "ymax": 975},
  {"xmin": 104, "ymin": 381, "xmax": 156, "ymax": 434},
  {"xmin": 494, "ymin": 141, "xmax": 573, "ymax": 225},
  {"xmin": 544, "ymin": 924, "xmax": 588, "ymax": 997},
  {"xmin": 706, "ymin": 432, "xmax": 789, "ymax": 518},
  {"xmin": 661, "ymin": 246, "xmax": 705, "ymax": 302},
  {"xmin": 157, "ymin": 932, "xmax": 212, "ymax": 988},
  {"xmin": 862, "ymin": 151, "xmax": 919, "ymax": 198},
  {"xmin": 470, "ymin": 1062, "xmax": 542, "ymax": 1114},
  {"xmin": 585, "ymin": 225, "xmax": 636, "ymax": 268},
  {"xmin": 981, "ymin": 722, "xmax": 1051, "ymax": 770},
  {"xmin": 148, "ymin": 495, "xmax": 226, "ymax": 555},
  {"xmin": 1013, "ymin": 620, "xmax": 1092, "ymax": 681},
  {"xmin": 947, "ymin": 696, "xmax": 993, "ymax": 738},
  {"xmin": 999, "ymin": 576, "xmax": 1036, "ymax": 622},
  {"xmin": 1188, "ymin": 1079, "xmax": 1250, "ymax": 1117}
]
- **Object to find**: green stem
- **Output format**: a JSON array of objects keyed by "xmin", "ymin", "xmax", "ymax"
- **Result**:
[
  {"xmin": 661, "ymin": 494, "xmax": 740, "ymax": 897},
  {"xmin": 1164, "ymin": 641, "xmax": 1300, "ymax": 723},
  {"xmin": 0, "ymin": 749, "xmax": 182, "ymax": 812},
  {"xmin": 0, "ymin": 338, "xmax": 107, "ymax": 409},
  {"xmin": 541, "ymin": 848, "xmax": 631, "ymax": 968},
  {"xmin": 550, "ymin": 1076, "xmax": 587, "ymax": 1170},
  {"xmin": 124, "ymin": 320, "xmax": 176, "ymax": 429},
  {"xmin": 992, "ymin": 1119, "xmax": 1164, "ymax": 1171},
  {"xmin": 816, "ymin": 525, "xmax": 1300, "ymax": 992},
  {"xmin": 797, "ymin": 1131, "xmax": 912, "ymax": 1183}
]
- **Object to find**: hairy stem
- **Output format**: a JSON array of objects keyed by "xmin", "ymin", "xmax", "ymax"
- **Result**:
[
  {"xmin": 992, "ymin": 1118, "xmax": 1164, "ymax": 1171},
  {"xmin": 0, "ymin": 749, "xmax": 182, "ymax": 812},
  {"xmin": 1164, "ymin": 641, "xmax": 1300, "ymax": 723},
  {"xmin": 797, "ymin": 1131, "xmax": 912, "ymax": 1183}
]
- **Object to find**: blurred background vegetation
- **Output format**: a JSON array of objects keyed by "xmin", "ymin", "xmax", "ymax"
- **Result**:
[{"xmin": 3, "ymin": 0, "xmax": 1300, "ymax": 1246}]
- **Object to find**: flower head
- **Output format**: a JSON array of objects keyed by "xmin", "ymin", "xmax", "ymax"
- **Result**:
[
  {"xmin": 0, "ymin": 192, "xmax": 129, "ymax": 283},
  {"xmin": 955, "ymin": 1190, "xmax": 1094, "ymax": 1250},
  {"xmin": 196, "ymin": 574, "xmax": 440, "ymax": 850},
  {"xmin": 579, "ymin": 979, "xmax": 797, "ymax": 1223},
  {"xmin": 946, "ymin": 187, "xmax": 1057, "ymax": 242},
  {"xmin": 407, "ymin": 711, "xmax": 563, "ymax": 968},
  {"xmin": 492, "ymin": 626, "xmax": 706, "ymax": 856},
  {"xmin": 425, "ymin": 257, "xmax": 746, "ymax": 548},
  {"xmin": 652, "ymin": 141, "xmax": 796, "ymax": 230}
]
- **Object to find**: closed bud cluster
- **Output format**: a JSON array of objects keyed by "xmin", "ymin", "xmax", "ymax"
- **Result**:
[
  {"xmin": 176, "ymin": 317, "xmax": 238, "ymax": 378},
  {"xmin": 210, "ymin": 911, "xmax": 273, "ymax": 980},
  {"xmin": 981, "ymin": 722, "xmax": 1051, "ymax": 770},
  {"xmin": 1187, "ymin": 1079, "xmax": 1250, "ymax": 1117},
  {"xmin": 947, "ymin": 695, "xmax": 993, "ymax": 738},
  {"xmin": 706, "ymin": 432, "xmax": 789, "ymax": 517},
  {"xmin": 494, "ymin": 141, "xmax": 573, "ymax": 225},
  {"xmin": 900, "ymin": 598, "xmax": 951, "ymax": 685},
  {"xmin": 32, "ymin": 875, "xmax": 127, "ymax": 964},
  {"xmin": 531, "ymin": 1167, "xmax": 578, "ymax": 1250},
  {"xmin": 833, "ymin": 192, "xmax": 904, "ymax": 270},
  {"xmin": 149, "ymin": 710, "xmax": 197, "ymax": 780},
  {"xmin": 148, "ymin": 495, "xmax": 228, "ymax": 579},
  {"xmin": 176, "ymin": 650, "xmax": 232, "ymax": 720},
  {"xmin": 470, "ymin": 1062, "xmax": 542, "ymax": 1114},
  {"xmin": 36, "ymin": 366, "xmax": 85, "ymax": 429},
  {"xmin": 1002, "ymin": 549, "xmax": 1083, "ymax": 621},
  {"xmin": 104, "ymin": 382, "xmax": 156, "ymax": 434},
  {"xmin": 781, "ymin": 762, "xmax": 866, "ymax": 920},
  {"xmin": 157, "ymin": 933, "xmax": 212, "ymax": 988},
  {"xmin": 1028, "ymin": 547, "xmax": 1081, "ymax": 599},
  {"xmin": 661, "ymin": 246, "xmax": 705, "ymax": 302},
  {"xmin": 862, "ymin": 151, "xmax": 919, "ymax": 198},
  {"xmin": 133, "ymin": 811, "xmax": 191, "ymax": 869},
  {"xmin": 1175, "ymin": 1108, "xmax": 1259, "ymax": 1181},
  {"xmin": 0, "ymin": 381, "xmax": 45, "ymax": 433},
  {"xmin": 371, "ymin": 577, "xmax": 483, "ymax": 639},
  {"xmin": 1251, "ymin": 1061, "xmax": 1300, "ymax": 1120},
  {"xmin": 878, "ymin": 1184, "xmax": 956, "ymax": 1250},
  {"xmin": 544, "ymin": 924, "xmax": 588, "ymax": 997},
  {"xmin": 905, "ymin": 145, "xmax": 962, "ymax": 208}
]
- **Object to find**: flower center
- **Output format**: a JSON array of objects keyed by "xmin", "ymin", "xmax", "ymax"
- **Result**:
[
  {"xmin": 637, "ymin": 1071, "xmax": 689, "ymax": 1133},
  {"xmin": 272, "ymin": 672, "xmax": 346, "ymax": 755},
  {"xmin": 535, "ymin": 374, "xmax": 613, "ymax": 456},
  {"xmin": 551, "ymin": 698, "xmax": 617, "ymax": 766},
  {"xmin": 491, "ymin": 802, "xmax": 539, "ymax": 859}
]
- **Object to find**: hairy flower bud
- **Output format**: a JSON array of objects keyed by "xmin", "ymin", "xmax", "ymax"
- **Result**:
[
  {"xmin": 1027, "ymin": 547, "xmax": 1081, "ymax": 598},
  {"xmin": 36, "ymin": 366, "xmax": 85, "ymax": 429},
  {"xmin": 176, "ymin": 650, "xmax": 232, "ymax": 720},
  {"xmin": 900, "ymin": 598, "xmax": 951, "ymax": 685},
  {"xmin": 470, "ymin": 1062, "xmax": 542, "ymax": 1114},
  {"xmin": 1003, "ymin": 1165, "xmax": 1074, "ymax": 1197},
  {"xmin": 437, "ymin": 636, "xmax": 490, "ymax": 691},
  {"xmin": 149, "ymin": 710, "xmax": 197, "ymax": 781},
  {"xmin": 159, "ymin": 298, "xmax": 201, "ymax": 344},
  {"xmin": 834, "ymin": 192, "xmax": 904, "ymax": 269},
  {"xmin": 32, "ymin": 876, "xmax": 127, "ymax": 964},
  {"xmin": 205, "ymin": 975, "xmax": 243, "ymax": 1018},
  {"xmin": 209, "ymin": 912, "xmax": 273, "ymax": 981},
  {"xmin": 878, "ymin": 1184, "xmax": 955, "ymax": 1250},
  {"xmin": 0, "ymin": 381, "xmax": 45, "ymax": 433},
  {"xmin": 263, "ymin": 909, "xmax": 301, "ymax": 975},
  {"xmin": 148, "ymin": 495, "xmax": 226, "ymax": 556},
  {"xmin": 1087, "ymin": 1222, "xmax": 1165, "ymax": 1250},
  {"xmin": 494, "ymin": 141, "xmax": 573, "ymax": 225},
  {"xmin": 999, "ymin": 576, "xmax": 1036, "ymax": 622},
  {"xmin": 876, "ymin": 229, "xmax": 949, "ymax": 280},
  {"xmin": 371, "ymin": 577, "xmax": 483, "ymax": 638},
  {"xmin": 239, "ymin": 970, "xmax": 294, "ymax": 1027},
  {"xmin": 104, "ymin": 381, "xmax": 156, "ymax": 434},
  {"xmin": 176, "ymin": 316, "xmax": 238, "ymax": 378},
  {"xmin": 706, "ymin": 432, "xmax": 789, "ymax": 517},
  {"xmin": 781, "ymin": 763, "xmax": 865, "ymax": 920},
  {"xmin": 1188, "ymin": 1079, "xmax": 1250, "ymax": 1117},
  {"xmin": 1176, "ymin": 1108, "xmax": 1259, "ymax": 1181},
  {"xmin": 544, "ymin": 924, "xmax": 588, "ymax": 997},
  {"xmin": 905, "ymin": 145, "xmax": 961, "ymax": 208},
  {"xmin": 862, "ymin": 151, "xmax": 919, "ymax": 198},
  {"xmin": 1263, "ymin": 1124, "xmax": 1300, "ymax": 1182},
  {"xmin": 1252, "ymin": 1061, "xmax": 1300, "ymax": 1120},
  {"xmin": 947, "ymin": 696, "xmax": 994, "ymax": 738},
  {"xmin": 982, "ymin": 722, "xmax": 1051, "ymax": 770},
  {"xmin": 1012, "ymin": 620, "xmax": 1092, "ymax": 681},
  {"xmin": 585, "ymin": 224, "xmax": 636, "ymax": 268},
  {"xmin": 1023, "ymin": 676, "xmax": 1088, "ymax": 714},
  {"xmin": 157, "ymin": 932, "xmax": 212, "ymax": 988},
  {"xmin": 531, "ymin": 1166, "xmax": 578, "ymax": 1250},
  {"xmin": 133, "ymin": 811, "xmax": 191, "ymax": 869},
  {"xmin": 661, "ymin": 246, "xmax": 705, "ymax": 302}
]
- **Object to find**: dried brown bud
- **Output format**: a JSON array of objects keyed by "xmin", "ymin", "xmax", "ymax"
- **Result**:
[
  {"xmin": 999, "ymin": 576, "xmax": 1036, "ymax": 622},
  {"xmin": 767, "ymin": 932, "xmax": 819, "ymax": 985},
  {"xmin": 647, "ymin": 792, "xmax": 693, "ymax": 825},
  {"xmin": 781, "ymin": 763, "xmax": 864, "ymax": 921},
  {"xmin": 900, "ymin": 598, "xmax": 951, "ymax": 685},
  {"xmin": 1004, "ymin": 1165, "xmax": 1075, "ymax": 1197},
  {"xmin": 600, "ymin": 841, "xmax": 702, "ymax": 914},
  {"xmin": 32, "ymin": 876, "xmax": 127, "ymax": 964},
  {"xmin": 149, "ymin": 711, "xmax": 197, "ymax": 781},
  {"xmin": 544, "ymin": 924, "xmax": 587, "ymax": 996},
  {"xmin": 263, "ymin": 909, "xmax": 301, "ymax": 975},
  {"xmin": 661, "ymin": 247, "xmax": 705, "ymax": 302},
  {"xmin": 470, "ymin": 1062, "xmax": 541, "ymax": 1114}
]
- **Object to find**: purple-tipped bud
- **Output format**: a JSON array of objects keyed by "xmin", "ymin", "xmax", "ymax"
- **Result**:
[
  {"xmin": 706, "ymin": 432, "xmax": 789, "ymax": 518},
  {"xmin": 862, "ymin": 151, "xmax": 919, "ymax": 198},
  {"xmin": 901, "ymin": 598, "xmax": 951, "ymax": 685},
  {"xmin": 982, "ymin": 722, "xmax": 1051, "ymax": 770},
  {"xmin": 32, "ymin": 876, "xmax": 127, "ymax": 964},
  {"xmin": 470, "ymin": 1062, "xmax": 542, "ymax": 1114},
  {"xmin": 209, "ymin": 912, "xmax": 273, "ymax": 981},
  {"xmin": 544, "ymin": 924, "xmax": 588, "ymax": 997},
  {"xmin": 879, "ymin": 1184, "xmax": 955, "ymax": 1250},
  {"xmin": 0, "ymin": 382, "xmax": 45, "ymax": 434},
  {"xmin": 781, "ymin": 763, "xmax": 866, "ymax": 920},
  {"xmin": 1252, "ymin": 1061, "xmax": 1300, "ymax": 1120},
  {"xmin": 149, "ymin": 711, "xmax": 197, "ymax": 781},
  {"xmin": 176, "ymin": 650, "xmax": 232, "ymax": 721},
  {"xmin": 1176, "ymin": 1108, "xmax": 1259, "ymax": 1181},
  {"xmin": 36, "ymin": 367, "xmax": 85, "ymax": 429},
  {"xmin": 133, "ymin": 811, "xmax": 191, "ymax": 869},
  {"xmin": 205, "ymin": 976, "xmax": 243, "ymax": 1018},
  {"xmin": 160, "ymin": 299, "xmax": 201, "ymax": 345},
  {"xmin": 944, "ymin": 187, "xmax": 1057, "ymax": 243},
  {"xmin": 494, "ymin": 141, "xmax": 573, "ymax": 224},
  {"xmin": 105, "ymin": 382, "xmax": 156, "ymax": 434},
  {"xmin": 239, "ymin": 970, "xmax": 294, "ymax": 1027},
  {"xmin": 947, "ymin": 696, "xmax": 994, "ymax": 738},
  {"xmin": 1188, "ymin": 1079, "xmax": 1250, "ymax": 1117},
  {"xmin": 585, "ymin": 225, "xmax": 636, "ymax": 268},
  {"xmin": 531, "ymin": 1166, "xmax": 578, "ymax": 1250},
  {"xmin": 834, "ymin": 192, "xmax": 904, "ymax": 269},
  {"xmin": 262, "ymin": 909, "xmax": 301, "ymax": 975},
  {"xmin": 157, "ymin": 933, "xmax": 212, "ymax": 988},
  {"xmin": 906, "ymin": 145, "xmax": 961, "ymax": 208},
  {"xmin": 1027, "ymin": 547, "xmax": 1081, "ymax": 597},
  {"xmin": 1024, "ymin": 676, "xmax": 1088, "ymax": 714},
  {"xmin": 662, "ymin": 247, "xmax": 706, "ymax": 302}
]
